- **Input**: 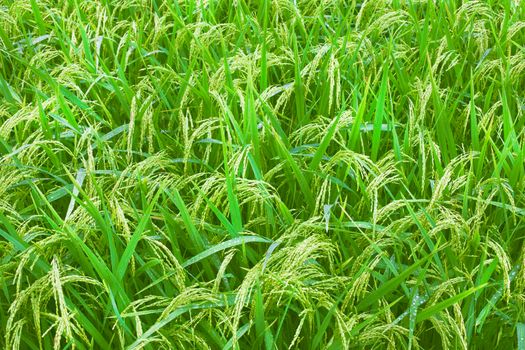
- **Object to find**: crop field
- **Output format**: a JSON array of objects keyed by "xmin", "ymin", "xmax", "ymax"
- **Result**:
[{"xmin": 1, "ymin": 0, "xmax": 525, "ymax": 349}]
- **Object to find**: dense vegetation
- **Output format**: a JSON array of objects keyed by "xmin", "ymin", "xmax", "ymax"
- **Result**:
[{"xmin": 1, "ymin": 0, "xmax": 525, "ymax": 349}]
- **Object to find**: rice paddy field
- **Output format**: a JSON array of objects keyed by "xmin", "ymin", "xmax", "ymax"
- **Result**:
[{"xmin": 1, "ymin": 0, "xmax": 525, "ymax": 349}]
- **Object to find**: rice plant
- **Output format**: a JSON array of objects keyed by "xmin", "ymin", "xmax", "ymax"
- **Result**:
[{"xmin": 1, "ymin": 0, "xmax": 524, "ymax": 349}]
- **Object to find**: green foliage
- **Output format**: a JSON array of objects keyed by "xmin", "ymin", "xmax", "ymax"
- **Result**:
[{"xmin": 0, "ymin": 0, "xmax": 525, "ymax": 349}]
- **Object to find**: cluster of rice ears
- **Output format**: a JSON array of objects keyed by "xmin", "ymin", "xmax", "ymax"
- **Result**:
[{"xmin": 1, "ymin": 0, "xmax": 525, "ymax": 349}]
